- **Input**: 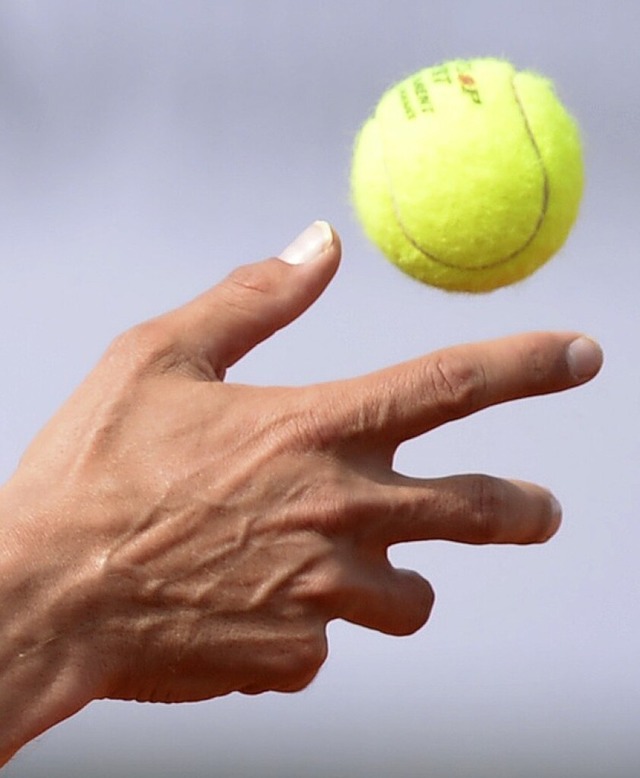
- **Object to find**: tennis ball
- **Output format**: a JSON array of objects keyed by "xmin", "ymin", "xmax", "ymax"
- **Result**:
[{"xmin": 351, "ymin": 58, "xmax": 584, "ymax": 292}]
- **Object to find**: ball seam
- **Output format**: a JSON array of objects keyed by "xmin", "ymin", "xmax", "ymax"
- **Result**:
[{"xmin": 380, "ymin": 74, "xmax": 550, "ymax": 272}]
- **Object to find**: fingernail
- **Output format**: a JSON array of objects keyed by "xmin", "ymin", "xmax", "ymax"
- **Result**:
[
  {"xmin": 279, "ymin": 220, "xmax": 334, "ymax": 265},
  {"xmin": 547, "ymin": 494, "xmax": 563, "ymax": 537},
  {"xmin": 550, "ymin": 494, "xmax": 563, "ymax": 523},
  {"xmin": 566, "ymin": 337, "xmax": 603, "ymax": 382}
]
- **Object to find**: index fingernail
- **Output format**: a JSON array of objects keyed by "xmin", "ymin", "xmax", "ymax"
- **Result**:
[{"xmin": 567, "ymin": 337, "xmax": 603, "ymax": 382}]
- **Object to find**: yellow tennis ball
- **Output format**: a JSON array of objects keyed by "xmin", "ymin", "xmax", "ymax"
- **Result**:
[{"xmin": 351, "ymin": 58, "xmax": 584, "ymax": 292}]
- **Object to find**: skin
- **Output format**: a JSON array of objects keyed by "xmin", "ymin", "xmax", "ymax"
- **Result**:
[{"xmin": 0, "ymin": 223, "xmax": 602, "ymax": 767}]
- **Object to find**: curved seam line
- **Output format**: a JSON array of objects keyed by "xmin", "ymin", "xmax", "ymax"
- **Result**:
[{"xmin": 380, "ymin": 74, "xmax": 550, "ymax": 272}]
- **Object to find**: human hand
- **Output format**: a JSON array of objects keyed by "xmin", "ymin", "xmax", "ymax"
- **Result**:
[{"xmin": 0, "ymin": 222, "xmax": 602, "ymax": 761}]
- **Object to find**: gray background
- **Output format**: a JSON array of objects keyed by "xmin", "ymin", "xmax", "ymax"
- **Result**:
[{"xmin": 1, "ymin": 1, "xmax": 639, "ymax": 776}]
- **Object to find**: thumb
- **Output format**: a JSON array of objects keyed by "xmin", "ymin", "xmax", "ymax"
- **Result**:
[{"xmin": 171, "ymin": 221, "xmax": 340, "ymax": 378}]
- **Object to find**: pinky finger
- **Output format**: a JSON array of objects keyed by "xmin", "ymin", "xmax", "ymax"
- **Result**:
[{"xmin": 339, "ymin": 564, "xmax": 435, "ymax": 637}]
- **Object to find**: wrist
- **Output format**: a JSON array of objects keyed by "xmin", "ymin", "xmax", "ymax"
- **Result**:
[{"xmin": 0, "ymin": 478, "xmax": 103, "ymax": 766}]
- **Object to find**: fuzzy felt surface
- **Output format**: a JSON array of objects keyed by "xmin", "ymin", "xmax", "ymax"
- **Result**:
[{"xmin": 351, "ymin": 58, "xmax": 584, "ymax": 292}]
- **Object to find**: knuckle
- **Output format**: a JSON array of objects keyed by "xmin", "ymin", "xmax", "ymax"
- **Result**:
[
  {"xmin": 283, "ymin": 389, "xmax": 365, "ymax": 457},
  {"xmin": 283, "ymin": 395, "xmax": 340, "ymax": 454},
  {"xmin": 425, "ymin": 355, "xmax": 487, "ymax": 418},
  {"xmin": 306, "ymin": 555, "xmax": 362, "ymax": 606},
  {"xmin": 222, "ymin": 262, "xmax": 281, "ymax": 311},
  {"xmin": 306, "ymin": 479, "xmax": 359, "ymax": 536},
  {"xmin": 526, "ymin": 342, "xmax": 549, "ymax": 382},
  {"xmin": 468, "ymin": 474, "xmax": 504, "ymax": 543},
  {"xmin": 106, "ymin": 319, "xmax": 176, "ymax": 370},
  {"xmin": 110, "ymin": 319, "xmax": 167, "ymax": 358}
]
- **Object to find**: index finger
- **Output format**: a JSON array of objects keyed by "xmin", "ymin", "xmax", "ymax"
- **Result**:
[{"xmin": 323, "ymin": 332, "xmax": 602, "ymax": 447}]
